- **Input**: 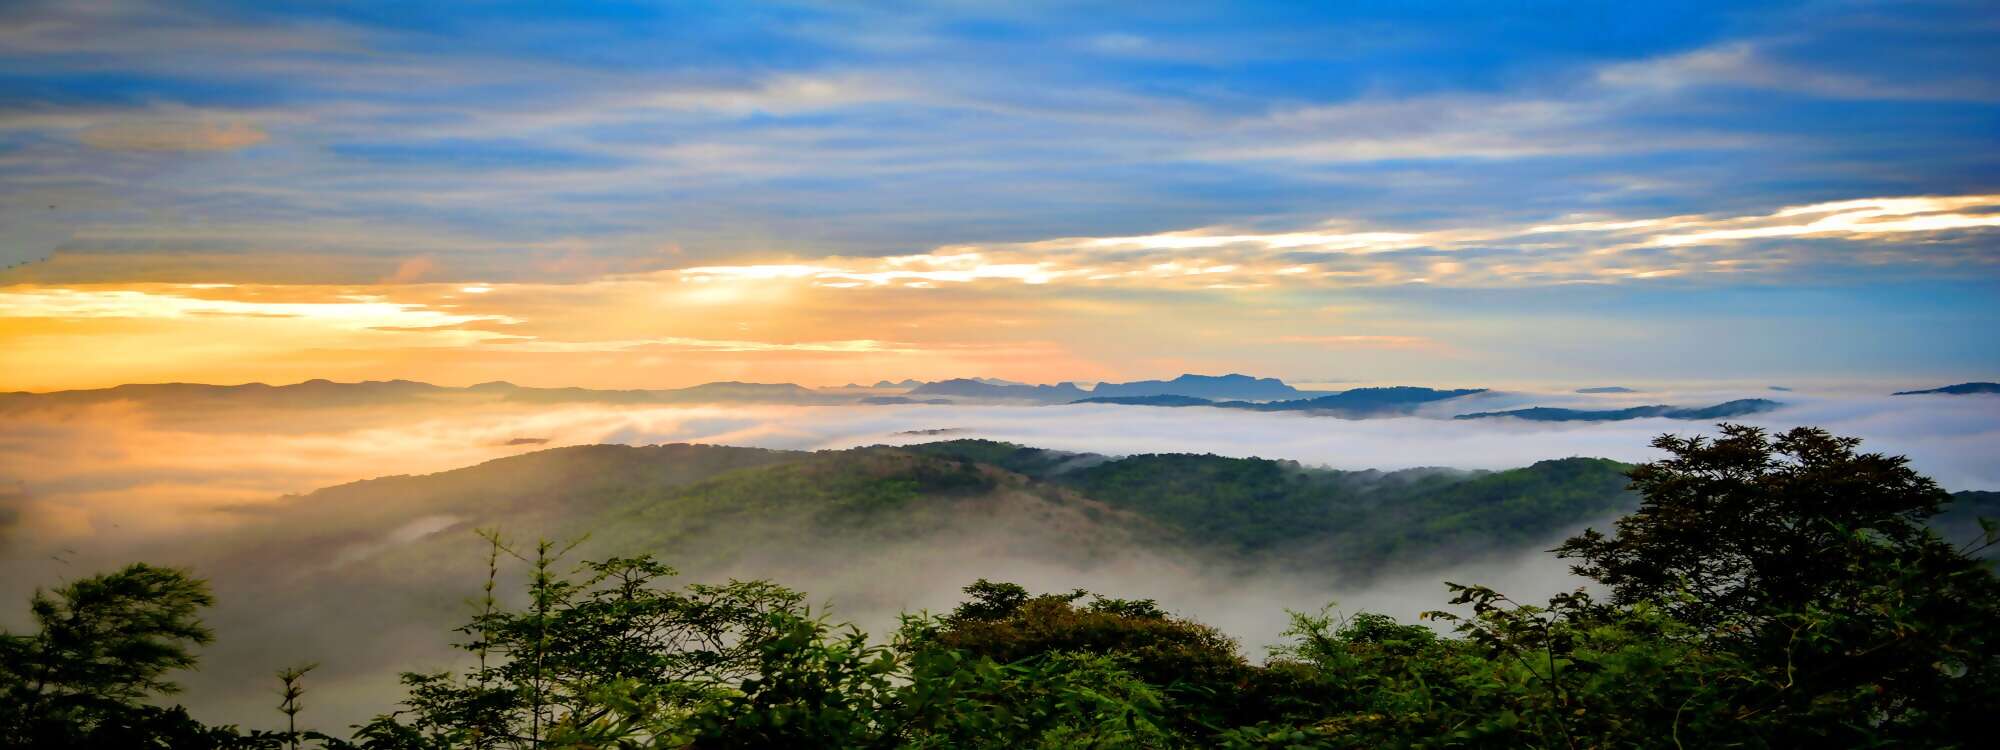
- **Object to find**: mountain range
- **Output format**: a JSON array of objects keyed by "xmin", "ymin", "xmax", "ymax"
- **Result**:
[
  {"xmin": 1454, "ymin": 399, "xmax": 1785, "ymax": 422},
  {"xmin": 1087, "ymin": 373, "xmax": 1306, "ymax": 401},
  {"xmin": 60, "ymin": 375, "xmax": 2000, "ymax": 422},
  {"xmin": 1894, "ymin": 382, "xmax": 2000, "ymax": 396}
]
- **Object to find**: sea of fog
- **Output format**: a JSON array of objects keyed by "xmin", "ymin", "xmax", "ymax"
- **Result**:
[
  {"xmin": 4, "ymin": 386, "xmax": 1995, "ymax": 547},
  {"xmin": 0, "ymin": 386, "xmax": 1994, "ymax": 728}
]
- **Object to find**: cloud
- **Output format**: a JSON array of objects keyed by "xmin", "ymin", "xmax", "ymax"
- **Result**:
[
  {"xmin": 1597, "ymin": 41, "xmax": 2000, "ymax": 102},
  {"xmin": 1275, "ymin": 335, "xmax": 1436, "ymax": 350},
  {"xmin": 637, "ymin": 73, "xmax": 910, "ymax": 115},
  {"xmin": 4, "ymin": 386, "xmax": 1993, "ymax": 548},
  {"xmin": 76, "ymin": 120, "xmax": 268, "ymax": 151},
  {"xmin": 5, "ymin": 386, "xmax": 1994, "ymax": 728},
  {"xmin": 661, "ymin": 192, "xmax": 2000, "ymax": 291},
  {"xmin": 1641, "ymin": 195, "xmax": 2000, "ymax": 248},
  {"xmin": 379, "ymin": 257, "xmax": 438, "ymax": 284},
  {"xmin": 0, "ymin": 285, "xmax": 512, "ymax": 330},
  {"xmin": 485, "ymin": 335, "xmax": 910, "ymax": 354}
]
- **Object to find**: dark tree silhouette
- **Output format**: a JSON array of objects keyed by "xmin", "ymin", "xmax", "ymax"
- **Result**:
[{"xmin": 0, "ymin": 563, "xmax": 224, "ymax": 746}]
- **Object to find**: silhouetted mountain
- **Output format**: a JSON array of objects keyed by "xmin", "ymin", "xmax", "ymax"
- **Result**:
[
  {"xmin": 1073, "ymin": 395, "xmax": 1216, "ymax": 407},
  {"xmin": 872, "ymin": 379, "xmax": 925, "ymax": 389},
  {"xmin": 861, "ymin": 396, "xmax": 952, "ymax": 405},
  {"xmin": 1060, "ymin": 385, "xmax": 1488, "ymax": 417},
  {"xmin": 1089, "ymin": 373, "xmax": 1304, "ymax": 401},
  {"xmin": 1455, "ymin": 399, "xmax": 1782, "ymax": 422},
  {"xmin": 1216, "ymin": 386, "xmax": 1489, "ymax": 417},
  {"xmin": 1576, "ymin": 386, "xmax": 1637, "ymax": 394},
  {"xmin": 1893, "ymin": 382, "xmax": 2000, "ymax": 396},
  {"xmin": 909, "ymin": 378, "xmax": 1088, "ymax": 401}
]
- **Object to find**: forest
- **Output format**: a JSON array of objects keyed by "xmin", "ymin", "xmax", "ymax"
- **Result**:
[{"xmin": 2, "ymin": 425, "xmax": 1994, "ymax": 748}]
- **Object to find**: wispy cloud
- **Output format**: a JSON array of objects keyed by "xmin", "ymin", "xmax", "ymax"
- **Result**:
[
  {"xmin": 0, "ymin": 286, "xmax": 512, "ymax": 330},
  {"xmin": 486, "ymin": 336, "xmax": 910, "ymax": 354},
  {"xmin": 75, "ymin": 120, "xmax": 267, "ymax": 151},
  {"xmin": 1597, "ymin": 41, "xmax": 2000, "ymax": 102},
  {"xmin": 0, "ymin": 1, "xmax": 1994, "ymax": 386},
  {"xmin": 1641, "ymin": 195, "xmax": 2000, "ymax": 247},
  {"xmin": 663, "ymin": 193, "xmax": 2000, "ymax": 291},
  {"xmin": 1275, "ymin": 335, "xmax": 1437, "ymax": 350}
]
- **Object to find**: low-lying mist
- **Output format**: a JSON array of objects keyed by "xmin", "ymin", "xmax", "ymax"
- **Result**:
[
  {"xmin": 4, "ymin": 387, "xmax": 1994, "ymax": 547},
  {"xmin": 1, "ymin": 386, "xmax": 1994, "ymax": 730}
]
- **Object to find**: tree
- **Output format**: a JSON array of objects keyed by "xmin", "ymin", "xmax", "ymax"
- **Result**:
[
  {"xmin": 369, "ymin": 537, "xmax": 809, "ymax": 749},
  {"xmin": 921, "ymin": 579, "xmax": 1248, "ymax": 735},
  {"xmin": 1556, "ymin": 424, "xmax": 2000, "ymax": 745},
  {"xmin": 0, "ymin": 563, "xmax": 223, "ymax": 747}
]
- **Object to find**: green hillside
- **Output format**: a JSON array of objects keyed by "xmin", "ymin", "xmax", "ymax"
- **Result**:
[
  {"xmin": 203, "ymin": 438, "xmax": 1641, "ymax": 600},
  {"xmin": 902, "ymin": 440, "xmax": 1637, "ymax": 570}
]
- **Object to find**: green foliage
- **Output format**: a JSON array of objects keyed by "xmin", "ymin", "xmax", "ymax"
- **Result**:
[
  {"xmin": 1059, "ymin": 452, "xmax": 1634, "ymax": 569},
  {"xmin": 1557, "ymin": 425, "xmax": 2000, "ymax": 745},
  {"xmin": 361, "ymin": 534, "xmax": 809, "ymax": 749},
  {"xmin": 6, "ymin": 425, "xmax": 1995, "ymax": 748},
  {"xmin": 0, "ymin": 563, "xmax": 232, "ymax": 748}
]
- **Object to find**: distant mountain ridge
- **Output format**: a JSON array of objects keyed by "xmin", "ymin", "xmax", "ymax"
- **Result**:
[
  {"xmin": 909, "ymin": 378, "xmax": 1091, "ymax": 400},
  {"xmin": 913, "ymin": 373, "xmax": 1321, "ymax": 402},
  {"xmin": 1216, "ymin": 386, "xmax": 1490, "ymax": 416},
  {"xmin": 1076, "ymin": 386, "xmax": 1491, "ymax": 416},
  {"xmin": 1455, "ymin": 399, "xmax": 1783, "ymax": 422},
  {"xmin": 0, "ymin": 377, "xmax": 1814, "ymax": 422},
  {"xmin": 1894, "ymin": 382, "xmax": 2000, "ymax": 396},
  {"xmin": 1089, "ymin": 373, "xmax": 1304, "ymax": 401},
  {"xmin": 1, "ymin": 376, "xmax": 1497, "ymax": 416}
]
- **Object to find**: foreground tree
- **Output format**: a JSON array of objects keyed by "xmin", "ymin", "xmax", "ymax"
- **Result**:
[
  {"xmin": 0, "ymin": 563, "xmax": 258, "ymax": 748},
  {"xmin": 1556, "ymin": 424, "xmax": 1999, "ymax": 744}
]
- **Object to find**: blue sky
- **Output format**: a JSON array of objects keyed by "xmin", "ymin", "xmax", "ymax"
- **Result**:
[{"xmin": 0, "ymin": 0, "xmax": 1996, "ymax": 388}]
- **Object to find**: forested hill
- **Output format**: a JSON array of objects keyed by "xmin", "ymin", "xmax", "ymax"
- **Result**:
[
  {"xmin": 18, "ymin": 427, "xmax": 1996, "ymax": 747},
  {"xmin": 899, "ymin": 440, "xmax": 1635, "ymax": 568},
  {"xmin": 227, "ymin": 439, "xmax": 1642, "ymax": 582},
  {"xmin": 150, "ymin": 439, "xmax": 1643, "ymax": 727}
]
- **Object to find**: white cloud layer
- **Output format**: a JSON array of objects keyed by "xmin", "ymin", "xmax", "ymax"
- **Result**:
[
  {"xmin": 4, "ymin": 386, "xmax": 1994, "ymax": 549},
  {"xmin": 3, "ymin": 386, "xmax": 1995, "ymax": 729}
]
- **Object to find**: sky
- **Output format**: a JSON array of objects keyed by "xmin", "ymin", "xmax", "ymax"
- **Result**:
[{"xmin": 1, "ymin": 0, "xmax": 1996, "ymax": 390}]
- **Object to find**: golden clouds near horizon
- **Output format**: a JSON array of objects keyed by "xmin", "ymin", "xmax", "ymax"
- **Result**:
[
  {"xmin": 0, "ymin": 278, "xmax": 1133, "ymax": 391},
  {"xmin": 2, "ymin": 193, "xmax": 1994, "ymax": 391}
]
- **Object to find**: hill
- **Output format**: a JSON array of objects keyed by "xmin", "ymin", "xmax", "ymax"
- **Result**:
[
  {"xmin": 908, "ymin": 378, "xmax": 1090, "ymax": 401},
  {"xmin": 220, "ymin": 438, "xmax": 1641, "ymax": 582},
  {"xmin": 1894, "ymin": 382, "xmax": 2000, "ymax": 396},
  {"xmin": 1455, "ymin": 398, "xmax": 1782, "ymax": 422},
  {"xmin": 1069, "ymin": 386, "xmax": 1490, "ymax": 417},
  {"xmin": 1215, "ymin": 386, "xmax": 1489, "ymax": 416},
  {"xmin": 162, "ymin": 439, "xmax": 1645, "ymax": 724},
  {"xmin": 895, "ymin": 439, "xmax": 1636, "ymax": 569},
  {"xmin": 1087, "ymin": 373, "xmax": 1304, "ymax": 401}
]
